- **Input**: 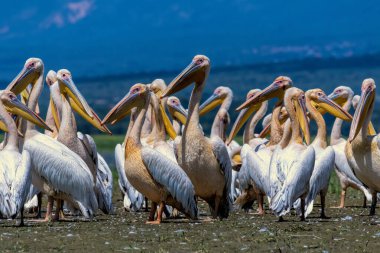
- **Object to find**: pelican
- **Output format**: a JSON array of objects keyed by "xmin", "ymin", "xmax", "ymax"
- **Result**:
[
  {"xmin": 161, "ymin": 55, "xmax": 232, "ymax": 219},
  {"xmin": 199, "ymin": 86, "xmax": 232, "ymax": 142},
  {"xmin": 115, "ymin": 108, "xmax": 144, "ymax": 212},
  {"xmin": 227, "ymin": 89, "xmax": 268, "ymax": 212},
  {"xmin": 199, "ymin": 86, "xmax": 242, "ymax": 200},
  {"xmin": 328, "ymin": 87, "xmax": 372, "ymax": 208},
  {"xmin": 294, "ymin": 89, "xmax": 352, "ymax": 218},
  {"xmin": 166, "ymin": 96, "xmax": 188, "ymax": 136},
  {"xmin": 102, "ymin": 83, "xmax": 197, "ymax": 223},
  {"xmin": 346, "ymin": 78, "xmax": 380, "ymax": 215},
  {"xmin": 268, "ymin": 87, "xmax": 314, "ymax": 221},
  {"xmin": 0, "ymin": 90, "xmax": 51, "ymax": 226},
  {"xmin": 232, "ymin": 77, "xmax": 293, "ymax": 215},
  {"xmin": 55, "ymin": 69, "xmax": 113, "ymax": 214},
  {"xmin": 6, "ymin": 58, "xmax": 98, "ymax": 220}
]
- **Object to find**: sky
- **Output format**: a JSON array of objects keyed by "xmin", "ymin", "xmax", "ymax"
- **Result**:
[{"xmin": 0, "ymin": 0, "xmax": 379, "ymax": 79}]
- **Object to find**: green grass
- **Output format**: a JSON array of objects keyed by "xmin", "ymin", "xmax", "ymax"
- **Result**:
[{"xmin": 92, "ymin": 134, "xmax": 124, "ymax": 151}]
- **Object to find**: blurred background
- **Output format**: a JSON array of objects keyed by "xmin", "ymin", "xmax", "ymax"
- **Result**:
[{"xmin": 0, "ymin": 0, "xmax": 380, "ymax": 136}]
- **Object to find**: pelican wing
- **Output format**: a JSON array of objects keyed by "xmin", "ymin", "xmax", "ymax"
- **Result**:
[
  {"xmin": 0, "ymin": 151, "xmax": 18, "ymax": 217},
  {"xmin": 270, "ymin": 146, "xmax": 315, "ymax": 216},
  {"xmin": 96, "ymin": 153, "xmax": 113, "ymax": 214},
  {"xmin": 24, "ymin": 132, "xmax": 98, "ymax": 218},
  {"xmin": 332, "ymin": 142, "xmax": 372, "ymax": 201},
  {"xmin": 115, "ymin": 143, "xmax": 143, "ymax": 211},
  {"xmin": 299, "ymin": 147, "xmax": 335, "ymax": 216},
  {"xmin": 242, "ymin": 144, "xmax": 270, "ymax": 197},
  {"xmin": 77, "ymin": 132, "xmax": 98, "ymax": 166},
  {"xmin": 210, "ymin": 136, "xmax": 233, "ymax": 205},
  {"xmin": 268, "ymin": 146, "xmax": 284, "ymax": 199},
  {"xmin": 12, "ymin": 151, "xmax": 32, "ymax": 213},
  {"xmin": 141, "ymin": 147, "xmax": 198, "ymax": 219}
]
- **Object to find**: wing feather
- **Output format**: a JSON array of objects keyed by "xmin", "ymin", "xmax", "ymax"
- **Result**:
[{"xmin": 141, "ymin": 147, "xmax": 197, "ymax": 219}]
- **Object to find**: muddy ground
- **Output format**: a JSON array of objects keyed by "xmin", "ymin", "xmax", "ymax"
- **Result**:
[{"xmin": 0, "ymin": 189, "xmax": 379, "ymax": 252}]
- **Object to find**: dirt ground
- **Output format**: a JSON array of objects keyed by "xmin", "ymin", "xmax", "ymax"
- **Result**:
[{"xmin": 0, "ymin": 190, "xmax": 379, "ymax": 252}]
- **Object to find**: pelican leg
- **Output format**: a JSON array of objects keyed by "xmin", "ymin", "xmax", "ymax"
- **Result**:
[
  {"xmin": 145, "ymin": 197, "xmax": 149, "ymax": 212},
  {"xmin": 332, "ymin": 187, "xmax": 346, "ymax": 209},
  {"xmin": 53, "ymin": 199, "xmax": 62, "ymax": 221},
  {"xmin": 370, "ymin": 192, "xmax": 377, "ymax": 216},
  {"xmin": 16, "ymin": 207, "xmax": 25, "ymax": 227},
  {"xmin": 146, "ymin": 202, "xmax": 164, "ymax": 224},
  {"xmin": 44, "ymin": 196, "xmax": 54, "ymax": 222},
  {"xmin": 320, "ymin": 191, "xmax": 328, "ymax": 219},
  {"xmin": 255, "ymin": 193, "xmax": 265, "ymax": 215},
  {"xmin": 363, "ymin": 194, "xmax": 367, "ymax": 208},
  {"xmin": 36, "ymin": 192, "xmax": 42, "ymax": 218},
  {"xmin": 148, "ymin": 202, "xmax": 157, "ymax": 221},
  {"xmin": 300, "ymin": 198, "xmax": 306, "ymax": 221},
  {"xmin": 213, "ymin": 196, "xmax": 221, "ymax": 219}
]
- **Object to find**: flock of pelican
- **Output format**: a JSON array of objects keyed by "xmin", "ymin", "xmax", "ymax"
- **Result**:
[{"xmin": 0, "ymin": 55, "xmax": 379, "ymax": 226}]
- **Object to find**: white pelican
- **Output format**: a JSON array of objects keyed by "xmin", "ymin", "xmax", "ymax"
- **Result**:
[
  {"xmin": 268, "ymin": 88, "xmax": 315, "ymax": 221},
  {"xmin": 6, "ymin": 58, "xmax": 98, "ymax": 220},
  {"xmin": 233, "ymin": 77, "xmax": 293, "ymax": 215},
  {"xmin": 0, "ymin": 90, "xmax": 51, "ymax": 226},
  {"xmin": 227, "ymin": 89, "xmax": 268, "ymax": 211},
  {"xmin": 55, "ymin": 69, "xmax": 113, "ymax": 214},
  {"xmin": 328, "ymin": 87, "xmax": 372, "ymax": 208},
  {"xmin": 166, "ymin": 96, "xmax": 188, "ymax": 136},
  {"xmin": 102, "ymin": 83, "xmax": 197, "ymax": 224},
  {"xmin": 294, "ymin": 89, "xmax": 352, "ymax": 218},
  {"xmin": 199, "ymin": 86, "xmax": 232, "ymax": 142},
  {"xmin": 346, "ymin": 78, "xmax": 380, "ymax": 215},
  {"xmin": 161, "ymin": 55, "xmax": 232, "ymax": 219}
]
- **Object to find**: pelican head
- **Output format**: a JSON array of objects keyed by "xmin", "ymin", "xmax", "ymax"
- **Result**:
[
  {"xmin": 236, "ymin": 76, "xmax": 292, "ymax": 111},
  {"xmin": 102, "ymin": 83, "xmax": 149, "ymax": 125},
  {"xmin": 7, "ymin": 58, "xmax": 43, "ymax": 95},
  {"xmin": 328, "ymin": 86, "xmax": 354, "ymax": 106},
  {"xmin": 306, "ymin": 88, "xmax": 352, "ymax": 121},
  {"xmin": 161, "ymin": 55, "xmax": 210, "ymax": 98},
  {"xmin": 167, "ymin": 96, "xmax": 188, "ymax": 125},
  {"xmin": 349, "ymin": 78, "xmax": 376, "ymax": 142},
  {"xmin": 57, "ymin": 69, "xmax": 111, "ymax": 134},
  {"xmin": 285, "ymin": 87, "xmax": 310, "ymax": 144},
  {"xmin": 0, "ymin": 90, "xmax": 51, "ymax": 131},
  {"xmin": 227, "ymin": 89, "xmax": 263, "ymax": 144},
  {"xmin": 46, "ymin": 70, "xmax": 57, "ymax": 86},
  {"xmin": 199, "ymin": 86, "xmax": 232, "ymax": 116},
  {"xmin": 150, "ymin": 79, "xmax": 167, "ymax": 97}
]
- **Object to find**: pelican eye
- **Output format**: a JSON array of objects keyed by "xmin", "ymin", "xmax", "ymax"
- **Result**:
[{"xmin": 196, "ymin": 59, "xmax": 204, "ymax": 65}]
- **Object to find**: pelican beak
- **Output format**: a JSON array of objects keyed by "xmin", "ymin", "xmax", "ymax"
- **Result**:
[
  {"xmin": 102, "ymin": 90, "xmax": 144, "ymax": 125},
  {"xmin": 160, "ymin": 103, "xmax": 177, "ymax": 140},
  {"xmin": 0, "ymin": 121, "xmax": 24, "ymax": 137},
  {"xmin": 168, "ymin": 102, "xmax": 188, "ymax": 125},
  {"xmin": 50, "ymin": 97, "xmax": 61, "ymax": 129},
  {"xmin": 315, "ymin": 94, "xmax": 352, "ymax": 121},
  {"xmin": 58, "ymin": 76, "xmax": 111, "ymax": 134},
  {"xmin": 227, "ymin": 103, "xmax": 261, "ymax": 144},
  {"xmin": 368, "ymin": 122, "xmax": 377, "ymax": 135},
  {"xmin": 259, "ymin": 122, "xmax": 271, "ymax": 138},
  {"xmin": 161, "ymin": 61, "xmax": 203, "ymax": 98},
  {"xmin": 4, "ymin": 97, "xmax": 52, "ymax": 131},
  {"xmin": 6, "ymin": 67, "xmax": 37, "ymax": 95},
  {"xmin": 199, "ymin": 93, "xmax": 224, "ymax": 116},
  {"xmin": 328, "ymin": 92, "xmax": 346, "ymax": 106},
  {"xmin": 294, "ymin": 94, "xmax": 310, "ymax": 145},
  {"xmin": 349, "ymin": 85, "xmax": 375, "ymax": 142},
  {"xmin": 58, "ymin": 76, "xmax": 94, "ymax": 119},
  {"xmin": 237, "ymin": 82, "xmax": 285, "ymax": 111},
  {"xmin": 20, "ymin": 86, "xmax": 40, "ymax": 114}
]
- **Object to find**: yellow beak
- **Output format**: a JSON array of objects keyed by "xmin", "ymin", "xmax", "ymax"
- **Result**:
[
  {"xmin": 3, "ymin": 97, "xmax": 52, "ymax": 131},
  {"xmin": 349, "ymin": 85, "xmax": 375, "ymax": 142},
  {"xmin": 58, "ymin": 77, "xmax": 111, "ymax": 134},
  {"xmin": 313, "ymin": 94, "xmax": 352, "ymax": 121},
  {"xmin": 294, "ymin": 95, "xmax": 310, "ymax": 145},
  {"xmin": 199, "ymin": 93, "xmax": 224, "ymax": 116}
]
